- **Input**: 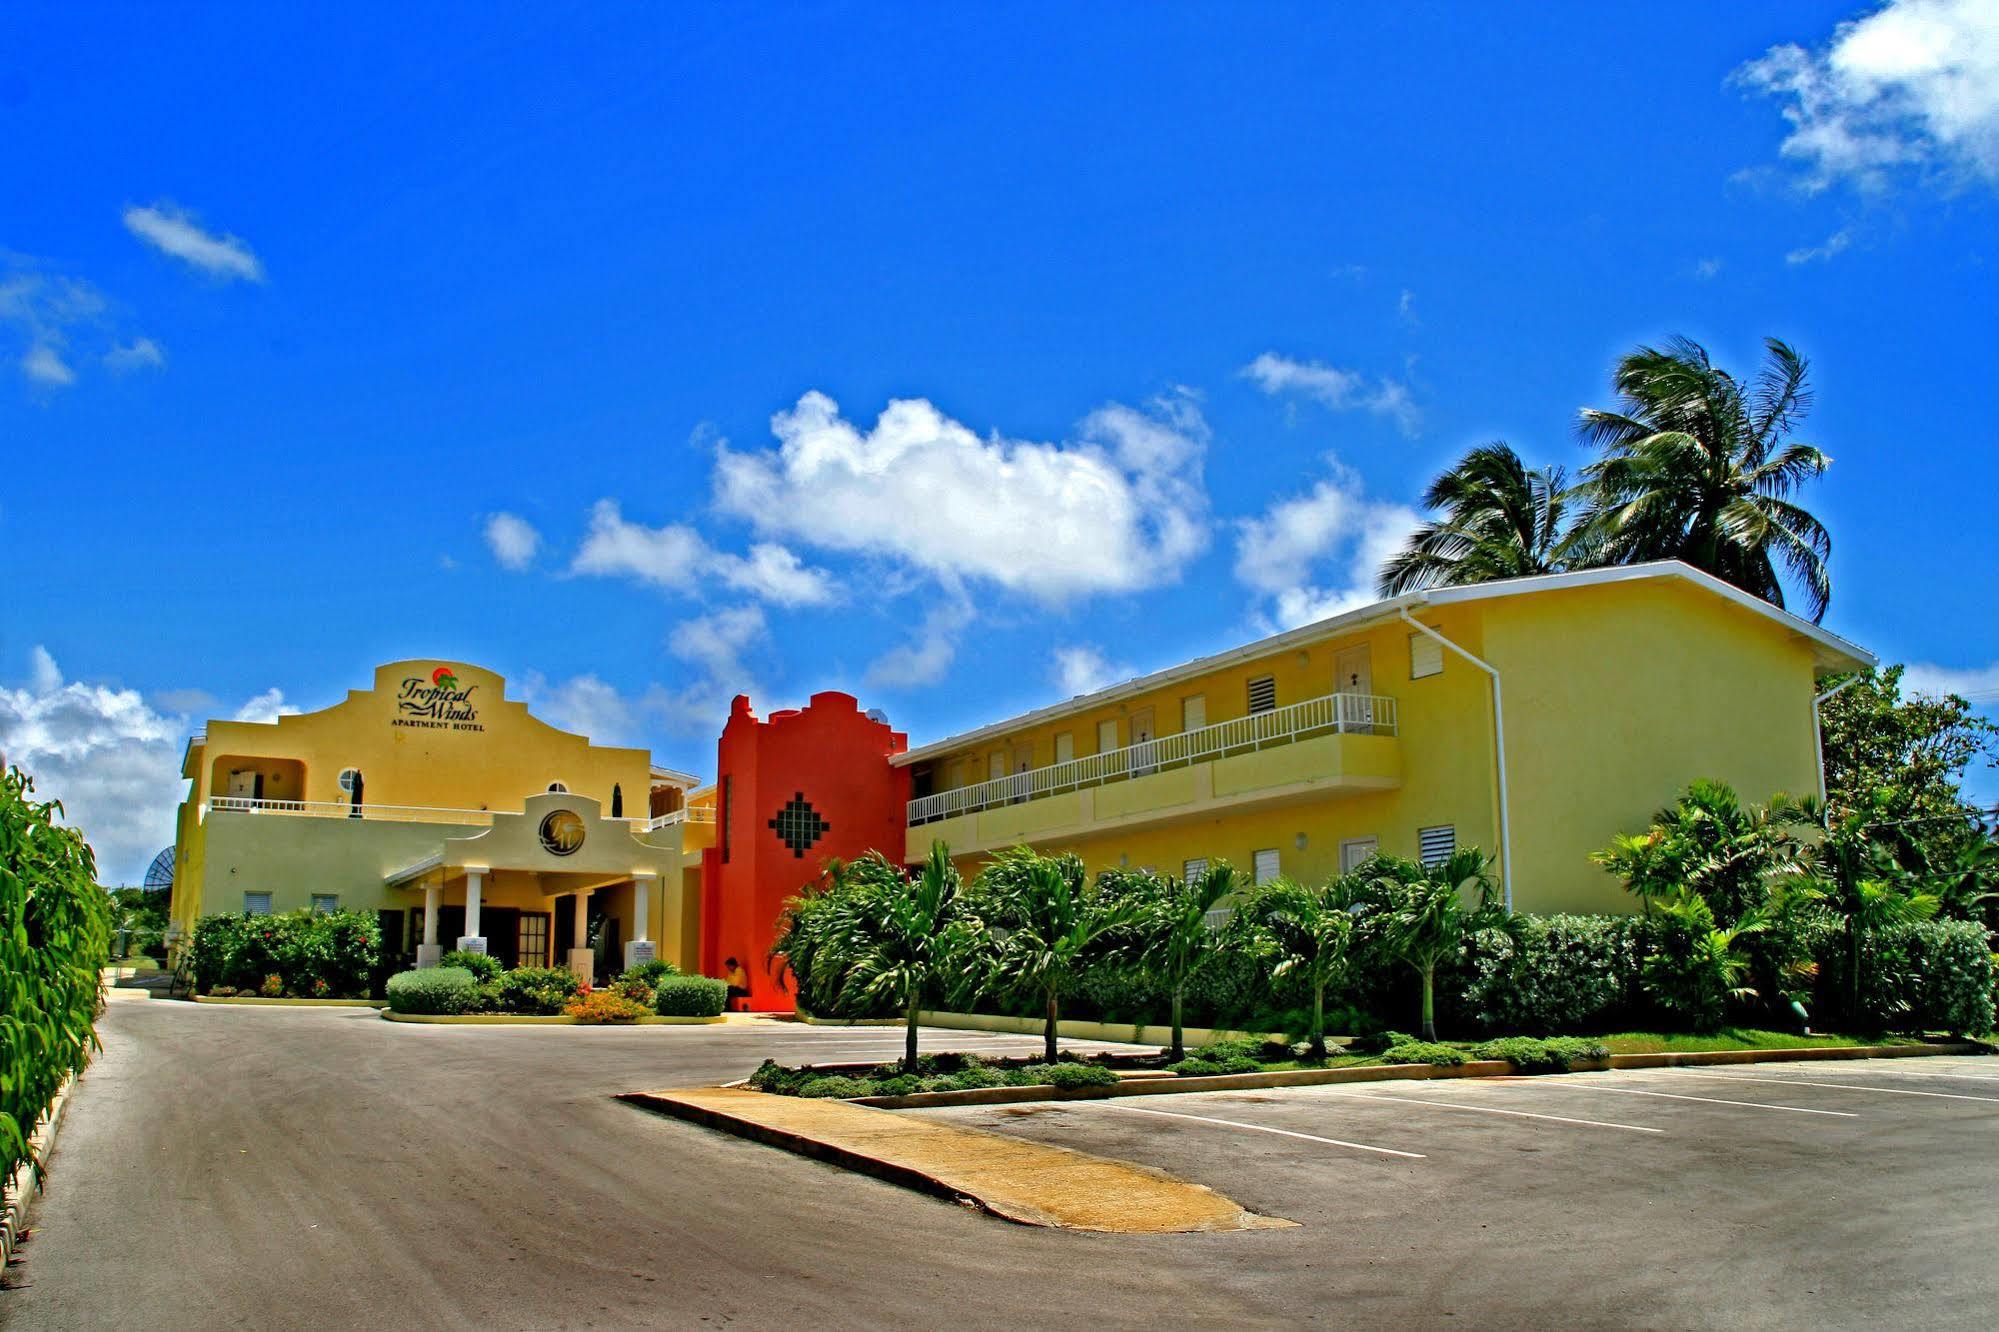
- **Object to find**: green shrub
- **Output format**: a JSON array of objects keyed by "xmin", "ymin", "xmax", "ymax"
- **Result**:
[
  {"xmin": 1169, "ymin": 1053, "xmax": 1260, "ymax": 1075},
  {"xmin": 621, "ymin": 958, "xmax": 682, "ymax": 985},
  {"xmin": 942, "ymin": 1065, "xmax": 1005, "ymax": 1090},
  {"xmin": 797, "ymin": 1075, "xmax": 873, "ymax": 1099},
  {"xmin": 1461, "ymin": 915, "xmax": 1642, "ymax": 1034},
  {"xmin": 187, "ymin": 908, "xmax": 381, "ymax": 998},
  {"xmin": 1819, "ymin": 919, "xmax": 1997, "ymax": 1035},
  {"xmin": 918, "ymin": 1075, "xmax": 961, "ymax": 1093},
  {"xmin": 654, "ymin": 975, "xmax": 728, "ymax": 1018},
  {"xmin": 1010, "ymin": 1062, "xmax": 1119, "ymax": 1089},
  {"xmin": 870, "ymin": 1074, "xmax": 922, "ymax": 1096},
  {"xmin": 747, "ymin": 1059, "xmax": 811, "ymax": 1094},
  {"xmin": 440, "ymin": 949, "xmax": 503, "ymax": 982},
  {"xmin": 869, "ymin": 1052, "xmax": 986, "ymax": 1079},
  {"xmin": 386, "ymin": 966, "xmax": 478, "ymax": 1015},
  {"xmin": 1470, "ymin": 1036, "xmax": 1609, "ymax": 1073},
  {"xmin": 0, "ymin": 767, "xmax": 114, "ymax": 1184},
  {"xmin": 497, "ymin": 966, "xmax": 581, "ymax": 1015},
  {"xmin": 1381, "ymin": 1041, "xmax": 1466, "ymax": 1066}
]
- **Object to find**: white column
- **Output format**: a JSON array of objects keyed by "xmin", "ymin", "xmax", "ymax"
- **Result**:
[
  {"xmin": 456, "ymin": 869, "xmax": 487, "ymax": 955},
  {"xmin": 566, "ymin": 887, "xmax": 594, "ymax": 983},
  {"xmin": 624, "ymin": 873, "xmax": 657, "ymax": 971},
  {"xmin": 416, "ymin": 882, "xmax": 444, "ymax": 967}
]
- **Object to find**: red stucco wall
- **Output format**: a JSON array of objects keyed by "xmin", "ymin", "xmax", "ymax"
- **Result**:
[{"xmin": 700, "ymin": 691, "xmax": 908, "ymax": 1010}]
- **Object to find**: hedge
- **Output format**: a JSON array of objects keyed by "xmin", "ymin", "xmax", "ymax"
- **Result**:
[
  {"xmin": 0, "ymin": 768, "xmax": 113, "ymax": 1184},
  {"xmin": 386, "ymin": 967, "xmax": 478, "ymax": 1015},
  {"xmin": 1459, "ymin": 915, "xmax": 1644, "ymax": 1035},
  {"xmin": 654, "ymin": 975, "xmax": 728, "ymax": 1018},
  {"xmin": 187, "ymin": 909, "xmax": 382, "ymax": 998},
  {"xmin": 1818, "ymin": 919, "xmax": 1996, "ymax": 1036}
]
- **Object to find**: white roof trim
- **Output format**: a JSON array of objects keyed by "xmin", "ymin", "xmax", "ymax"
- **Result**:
[
  {"xmin": 891, "ymin": 560, "xmax": 1874, "ymax": 766},
  {"xmin": 384, "ymin": 853, "xmax": 443, "ymax": 887},
  {"xmin": 648, "ymin": 765, "xmax": 703, "ymax": 788}
]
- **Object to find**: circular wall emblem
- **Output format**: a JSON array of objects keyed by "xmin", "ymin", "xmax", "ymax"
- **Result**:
[
  {"xmin": 539, "ymin": 809, "xmax": 586, "ymax": 857},
  {"xmin": 432, "ymin": 666, "xmax": 460, "ymax": 690}
]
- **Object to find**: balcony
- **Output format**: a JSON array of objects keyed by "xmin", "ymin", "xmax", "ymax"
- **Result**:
[
  {"xmin": 906, "ymin": 692, "xmax": 1400, "ymax": 857},
  {"xmin": 205, "ymin": 797, "xmax": 499, "ymax": 826}
]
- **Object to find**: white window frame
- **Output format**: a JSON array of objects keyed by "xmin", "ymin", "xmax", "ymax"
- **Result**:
[
  {"xmin": 309, "ymin": 893, "xmax": 339, "ymax": 914},
  {"xmin": 1182, "ymin": 857, "xmax": 1208, "ymax": 885},
  {"xmin": 243, "ymin": 891, "xmax": 273, "ymax": 916},
  {"xmin": 1340, "ymin": 836, "xmax": 1380, "ymax": 872},
  {"xmin": 1409, "ymin": 629, "xmax": 1444, "ymax": 679},
  {"xmin": 1252, "ymin": 848, "xmax": 1281, "ymax": 885},
  {"xmin": 1418, "ymin": 824, "xmax": 1457, "ymax": 868}
]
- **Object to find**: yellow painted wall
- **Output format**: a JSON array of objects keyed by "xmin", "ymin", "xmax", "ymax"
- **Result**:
[{"xmin": 1482, "ymin": 579, "xmax": 1825, "ymax": 913}]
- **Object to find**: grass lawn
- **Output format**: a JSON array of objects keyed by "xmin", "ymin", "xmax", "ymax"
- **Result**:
[
  {"xmin": 1598, "ymin": 1028, "xmax": 1871, "ymax": 1054},
  {"xmin": 104, "ymin": 956, "xmax": 162, "ymax": 973}
]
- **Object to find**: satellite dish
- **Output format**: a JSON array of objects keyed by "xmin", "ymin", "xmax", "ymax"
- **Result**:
[{"xmin": 143, "ymin": 847, "xmax": 175, "ymax": 891}]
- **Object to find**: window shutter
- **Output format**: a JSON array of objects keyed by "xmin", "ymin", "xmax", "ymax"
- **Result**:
[
  {"xmin": 1409, "ymin": 630, "xmax": 1443, "ymax": 679},
  {"xmin": 1054, "ymin": 732, "xmax": 1074, "ymax": 764},
  {"xmin": 1247, "ymin": 675, "xmax": 1277, "ymax": 714},
  {"xmin": 1340, "ymin": 837, "xmax": 1380, "ymax": 872},
  {"xmin": 244, "ymin": 892, "xmax": 273, "ymax": 916},
  {"xmin": 1097, "ymin": 719, "xmax": 1119, "ymax": 752},
  {"xmin": 1182, "ymin": 694, "xmax": 1207, "ymax": 732},
  {"xmin": 1418, "ymin": 825, "xmax": 1456, "ymax": 867},
  {"xmin": 1253, "ymin": 848, "xmax": 1281, "ymax": 885},
  {"xmin": 1182, "ymin": 857, "xmax": 1208, "ymax": 885}
]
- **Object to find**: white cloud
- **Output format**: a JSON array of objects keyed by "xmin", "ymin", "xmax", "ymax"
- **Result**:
[
  {"xmin": 104, "ymin": 337, "xmax": 165, "ymax": 372},
  {"xmin": 1397, "ymin": 288, "xmax": 1419, "ymax": 326},
  {"xmin": 122, "ymin": 202, "xmax": 265, "ymax": 281},
  {"xmin": 1902, "ymin": 660, "xmax": 1999, "ymax": 703},
  {"xmin": 669, "ymin": 604, "xmax": 765, "ymax": 681},
  {"xmin": 570, "ymin": 500, "xmax": 836, "ymax": 607},
  {"xmin": 713, "ymin": 389, "xmax": 1211, "ymax": 604},
  {"xmin": 1735, "ymin": 0, "xmax": 1999, "ymax": 191},
  {"xmin": 523, "ymin": 673, "xmax": 644, "ymax": 747},
  {"xmin": 866, "ymin": 598, "xmax": 973, "ymax": 691},
  {"xmin": 1241, "ymin": 352, "xmax": 1422, "ymax": 438},
  {"xmin": 1051, "ymin": 645, "xmax": 1133, "ymax": 697},
  {"xmin": 484, "ymin": 511, "xmax": 542, "ymax": 571},
  {"xmin": 1234, "ymin": 462, "xmax": 1419, "ymax": 629},
  {"xmin": 1786, "ymin": 228, "xmax": 1855, "ymax": 264},
  {"xmin": 1693, "ymin": 257, "xmax": 1725, "ymax": 280},
  {"xmin": 233, "ymin": 688, "xmax": 299, "ymax": 724},
  {"xmin": 22, "ymin": 342, "xmax": 74, "ymax": 386}
]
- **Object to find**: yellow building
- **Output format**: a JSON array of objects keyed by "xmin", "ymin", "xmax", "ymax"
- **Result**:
[
  {"xmin": 898, "ymin": 562, "xmax": 1873, "ymax": 913},
  {"xmin": 170, "ymin": 660, "xmax": 714, "ymax": 978}
]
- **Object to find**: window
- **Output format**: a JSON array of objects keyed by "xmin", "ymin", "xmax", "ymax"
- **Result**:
[
  {"xmin": 1182, "ymin": 694, "xmax": 1207, "ymax": 732},
  {"xmin": 1097, "ymin": 719, "xmax": 1119, "ymax": 753},
  {"xmin": 988, "ymin": 751, "xmax": 1007, "ymax": 782},
  {"xmin": 1253, "ymin": 848, "xmax": 1281, "ymax": 885},
  {"xmin": 547, "ymin": 782, "xmax": 569, "ymax": 793},
  {"xmin": 1053, "ymin": 732, "xmax": 1074, "ymax": 764},
  {"xmin": 1409, "ymin": 630, "xmax": 1444, "ymax": 679},
  {"xmin": 910, "ymin": 765, "xmax": 935, "ymax": 799},
  {"xmin": 720, "ymin": 774, "xmax": 732, "ymax": 863},
  {"xmin": 1247, "ymin": 675, "xmax": 1277, "ymax": 714},
  {"xmin": 1418, "ymin": 825, "xmax": 1456, "ymax": 867},
  {"xmin": 517, "ymin": 913, "xmax": 550, "ymax": 969},
  {"xmin": 611, "ymin": 783, "xmax": 624, "ymax": 818},
  {"xmin": 1340, "ymin": 836, "xmax": 1379, "ymax": 871},
  {"xmin": 243, "ymin": 892, "xmax": 273, "ymax": 916},
  {"xmin": 339, "ymin": 767, "xmax": 365, "ymax": 818},
  {"xmin": 1182, "ymin": 857, "xmax": 1208, "ymax": 884},
  {"xmin": 310, "ymin": 893, "xmax": 338, "ymax": 914}
]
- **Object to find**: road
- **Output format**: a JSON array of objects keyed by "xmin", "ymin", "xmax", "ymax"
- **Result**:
[{"xmin": 7, "ymin": 995, "xmax": 1998, "ymax": 1329}]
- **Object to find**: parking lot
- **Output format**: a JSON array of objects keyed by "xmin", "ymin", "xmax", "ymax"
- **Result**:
[{"xmin": 7, "ymin": 998, "xmax": 1996, "ymax": 1330}]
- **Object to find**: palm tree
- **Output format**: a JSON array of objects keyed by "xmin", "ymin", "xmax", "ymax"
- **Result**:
[
  {"xmin": 1248, "ymin": 878, "xmax": 1355, "ymax": 1059},
  {"xmin": 1641, "ymin": 890, "xmax": 1766, "ymax": 1032},
  {"xmin": 1379, "ymin": 442, "xmax": 1591, "ymax": 595},
  {"xmin": 1377, "ymin": 849, "xmax": 1504, "ymax": 1041},
  {"xmin": 1578, "ymin": 336, "xmax": 1834, "ymax": 622},
  {"xmin": 1785, "ymin": 800, "xmax": 1940, "ymax": 1028},
  {"xmin": 1590, "ymin": 779, "xmax": 1810, "ymax": 925},
  {"xmin": 973, "ymin": 851, "xmax": 1134, "ymax": 1064},
  {"xmin": 835, "ymin": 843, "xmax": 966, "ymax": 1072},
  {"xmin": 1123, "ymin": 863, "xmax": 1241, "ymax": 1061}
]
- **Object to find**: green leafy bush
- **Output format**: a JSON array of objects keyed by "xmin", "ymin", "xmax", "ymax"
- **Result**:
[
  {"xmin": 797, "ymin": 1075, "xmax": 873, "ymax": 1099},
  {"xmin": 497, "ymin": 966, "xmax": 581, "ymax": 1015},
  {"xmin": 620, "ymin": 958, "xmax": 682, "ymax": 986},
  {"xmin": 654, "ymin": 975, "xmax": 728, "ymax": 1017},
  {"xmin": 1380, "ymin": 1041, "xmax": 1467, "ymax": 1066},
  {"xmin": 941, "ymin": 1065, "xmax": 1005, "ymax": 1090},
  {"xmin": 1818, "ymin": 920, "xmax": 1996, "ymax": 1036},
  {"xmin": 1009, "ymin": 1062, "xmax": 1119, "ymax": 1089},
  {"xmin": 187, "ymin": 908, "xmax": 381, "ymax": 998},
  {"xmin": 1470, "ymin": 1036, "xmax": 1609, "ymax": 1072},
  {"xmin": 1, "ymin": 767, "xmax": 113, "ymax": 1184},
  {"xmin": 440, "ymin": 949, "xmax": 503, "ymax": 982},
  {"xmin": 386, "ymin": 966, "xmax": 478, "ymax": 1015},
  {"xmin": 1461, "ymin": 915, "xmax": 1643, "ymax": 1034}
]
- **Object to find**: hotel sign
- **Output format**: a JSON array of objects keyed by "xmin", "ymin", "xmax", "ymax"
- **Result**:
[{"xmin": 393, "ymin": 666, "xmax": 485, "ymax": 732}]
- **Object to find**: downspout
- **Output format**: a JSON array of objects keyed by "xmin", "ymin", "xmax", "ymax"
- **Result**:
[
  {"xmin": 1398, "ymin": 607, "xmax": 1513, "ymax": 911},
  {"xmin": 1812, "ymin": 675, "xmax": 1860, "ymax": 804}
]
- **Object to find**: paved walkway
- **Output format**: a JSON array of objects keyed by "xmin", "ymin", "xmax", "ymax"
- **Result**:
[{"xmin": 626, "ymin": 1086, "xmax": 1290, "ymax": 1233}]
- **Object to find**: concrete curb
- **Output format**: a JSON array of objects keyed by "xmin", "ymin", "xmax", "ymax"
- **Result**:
[
  {"xmin": 0, "ymin": 1071, "xmax": 79, "ymax": 1270},
  {"xmin": 379, "ymin": 1011, "xmax": 724, "ymax": 1025},
  {"xmin": 849, "ymin": 1041, "xmax": 1980, "ymax": 1109},
  {"xmin": 193, "ymin": 995, "xmax": 388, "ymax": 1008},
  {"xmin": 798, "ymin": 1008, "xmax": 1293, "ymax": 1049}
]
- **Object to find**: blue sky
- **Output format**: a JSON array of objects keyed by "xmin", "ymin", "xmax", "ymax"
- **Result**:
[{"xmin": 5, "ymin": 1, "xmax": 1996, "ymax": 881}]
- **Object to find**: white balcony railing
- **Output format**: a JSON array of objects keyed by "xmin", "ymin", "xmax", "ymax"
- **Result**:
[
  {"xmin": 644, "ymin": 806, "xmax": 718, "ymax": 832},
  {"xmin": 907, "ymin": 691, "xmax": 1397, "ymax": 826},
  {"xmin": 207, "ymin": 797, "xmax": 496, "ymax": 826}
]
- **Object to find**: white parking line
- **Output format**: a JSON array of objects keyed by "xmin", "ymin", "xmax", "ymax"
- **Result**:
[
  {"xmin": 1301, "ymin": 1088, "xmax": 1664, "ymax": 1134},
  {"xmin": 1672, "ymin": 1072, "xmax": 1999, "ymax": 1104},
  {"xmin": 1093, "ymin": 1101, "xmax": 1426, "ymax": 1159},
  {"xmin": 1807, "ymin": 1065, "xmax": 1999, "ymax": 1083},
  {"xmin": 1527, "ymin": 1082, "xmax": 1858, "ymax": 1117}
]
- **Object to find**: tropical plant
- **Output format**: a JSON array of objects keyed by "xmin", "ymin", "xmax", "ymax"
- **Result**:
[
  {"xmin": 564, "ymin": 988, "xmax": 650, "ymax": 1023},
  {"xmin": 828, "ymin": 844, "xmax": 968, "ymax": 1071},
  {"xmin": 1379, "ymin": 442, "xmax": 1594, "ymax": 594},
  {"xmin": 1784, "ymin": 799, "xmax": 1941, "ymax": 1029},
  {"xmin": 1591, "ymin": 779, "xmax": 1808, "ymax": 925},
  {"xmin": 1246, "ymin": 877, "xmax": 1355, "ymax": 1058},
  {"xmin": 439, "ymin": 948, "xmax": 503, "ymax": 982},
  {"xmin": 496, "ymin": 965, "xmax": 582, "ymax": 1015},
  {"xmin": 1639, "ymin": 891, "xmax": 1765, "ymax": 1031},
  {"xmin": 1375, "ymin": 849, "xmax": 1506, "ymax": 1041},
  {"xmin": 1118, "ymin": 862, "xmax": 1242, "ymax": 1060},
  {"xmin": 966, "ymin": 848, "xmax": 1136, "ymax": 1064},
  {"xmin": 1577, "ymin": 336, "xmax": 1833, "ymax": 621},
  {"xmin": 1, "ymin": 767, "xmax": 113, "ymax": 1184}
]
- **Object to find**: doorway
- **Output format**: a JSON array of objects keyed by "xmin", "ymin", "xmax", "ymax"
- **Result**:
[
  {"xmin": 1130, "ymin": 708, "xmax": 1156, "ymax": 775},
  {"xmin": 1334, "ymin": 645, "xmax": 1374, "ymax": 730}
]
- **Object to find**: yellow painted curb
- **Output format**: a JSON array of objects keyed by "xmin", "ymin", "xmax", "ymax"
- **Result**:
[
  {"xmin": 193, "ymin": 995, "xmax": 388, "ymax": 1008},
  {"xmin": 622, "ymin": 1086, "xmax": 1296, "ymax": 1234},
  {"xmin": 380, "ymin": 1011, "xmax": 724, "ymax": 1025}
]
